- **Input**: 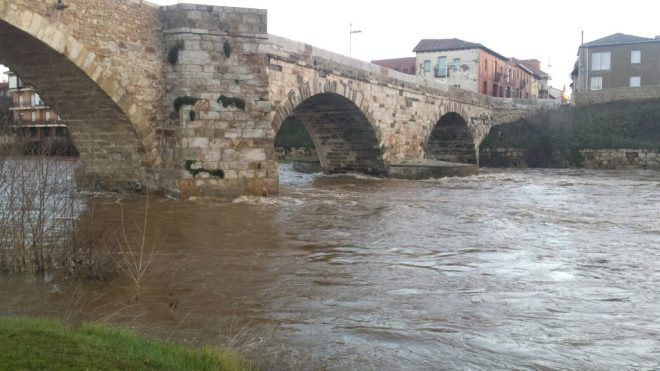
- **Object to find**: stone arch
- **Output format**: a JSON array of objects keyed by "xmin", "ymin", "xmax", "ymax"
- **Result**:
[
  {"xmin": 424, "ymin": 111, "xmax": 477, "ymax": 164},
  {"xmin": 0, "ymin": 7, "xmax": 154, "ymax": 189},
  {"xmin": 272, "ymin": 91, "xmax": 386, "ymax": 175}
]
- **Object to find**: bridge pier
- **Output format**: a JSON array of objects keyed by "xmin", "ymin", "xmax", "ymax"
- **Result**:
[{"xmin": 159, "ymin": 5, "xmax": 279, "ymax": 198}]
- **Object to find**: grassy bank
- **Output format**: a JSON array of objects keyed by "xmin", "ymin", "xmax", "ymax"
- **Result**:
[
  {"xmin": 481, "ymin": 99, "xmax": 660, "ymax": 167},
  {"xmin": 274, "ymin": 116, "xmax": 314, "ymax": 149},
  {"xmin": 0, "ymin": 317, "xmax": 252, "ymax": 370}
]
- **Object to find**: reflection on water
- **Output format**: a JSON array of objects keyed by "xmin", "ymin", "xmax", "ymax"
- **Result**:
[{"xmin": 1, "ymin": 163, "xmax": 659, "ymax": 370}]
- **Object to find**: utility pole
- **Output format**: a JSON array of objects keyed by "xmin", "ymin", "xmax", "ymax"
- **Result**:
[{"xmin": 349, "ymin": 23, "xmax": 362, "ymax": 57}]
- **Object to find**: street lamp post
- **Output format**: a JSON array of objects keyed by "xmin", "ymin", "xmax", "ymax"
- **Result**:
[{"xmin": 349, "ymin": 23, "xmax": 362, "ymax": 57}]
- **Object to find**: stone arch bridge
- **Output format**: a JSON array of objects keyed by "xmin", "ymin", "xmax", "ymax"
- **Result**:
[{"xmin": 0, "ymin": 1, "xmax": 556, "ymax": 197}]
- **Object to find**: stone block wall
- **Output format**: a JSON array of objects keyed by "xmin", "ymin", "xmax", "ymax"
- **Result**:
[
  {"xmin": 574, "ymin": 86, "xmax": 660, "ymax": 106},
  {"xmin": 580, "ymin": 149, "xmax": 660, "ymax": 169},
  {"xmin": 481, "ymin": 147, "xmax": 660, "ymax": 170},
  {"xmin": 161, "ymin": 4, "xmax": 277, "ymax": 197}
]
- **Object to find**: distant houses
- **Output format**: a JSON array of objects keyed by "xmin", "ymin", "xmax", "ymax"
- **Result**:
[
  {"xmin": 372, "ymin": 38, "xmax": 555, "ymax": 100},
  {"xmin": 2, "ymin": 70, "xmax": 76, "ymax": 154},
  {"xmin": 571, "ymin": 33, "xmax": 660, "ymax": 104}
]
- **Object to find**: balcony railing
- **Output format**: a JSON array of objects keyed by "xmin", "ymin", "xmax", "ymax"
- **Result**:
[{"xmin": 493, "ymin": 72, "xmax": 502, "ymax": 82}]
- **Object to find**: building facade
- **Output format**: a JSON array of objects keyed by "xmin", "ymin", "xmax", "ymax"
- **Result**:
[
  {"xmin": 573, "ymin": 33, "xmax": 660, "ymax": 94},
  {"xmin": 6, "ymin": 71, "xmax": 60, "ymax": 126},
  {"xmin": 413, "ymin": 38, "xmax": 545, "ymax": 98},
  {"xmin": 4, "ymin": 71, "xmax": 75, "ymax": 154},
  {"xmin": 518, "ymin": 59, "xmax": 550, "ymax": 99}
]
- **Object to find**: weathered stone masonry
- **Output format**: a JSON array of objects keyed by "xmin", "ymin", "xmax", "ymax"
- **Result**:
[
  {"xmin": 160, "ymin": 4, "xmax": 278, "ymax": 197},
  {"xmin": 0, "ymin": 0, "xmax": 164, "ymax": 190},
  {"xmin": 0, "ymin": 1, "xmax": 550, "ymax": 197}
]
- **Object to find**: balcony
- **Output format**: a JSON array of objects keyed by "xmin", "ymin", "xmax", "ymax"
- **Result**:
[
  {"xmin": 493, "ymin": 72, "xmax": 502, "ymax": 82},
  {"xmin": 520, "ymin": 81, "xmax": 527, "ymax": 89}
]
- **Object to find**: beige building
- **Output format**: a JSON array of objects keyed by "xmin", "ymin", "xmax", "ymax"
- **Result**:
[{"xmin": 413, "ymin": 38, "xmax": 546, "ymax": 98}]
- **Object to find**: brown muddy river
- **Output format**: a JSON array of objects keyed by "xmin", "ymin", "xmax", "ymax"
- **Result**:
[{"xmin": 2, "ymin": 163, "xmax": 659, "ymax": 370}]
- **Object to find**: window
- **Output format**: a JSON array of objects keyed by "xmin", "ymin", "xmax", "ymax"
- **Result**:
[
  {"xmin": 630, "ymin": 76, "xmax": 641, "ymax": 87},
  {"xmin": 45, "ymin": 111, "xmax": 51, "ymax": 121},
  {"xmin": 18, "ymin": 95, "xmax": 24, "ymax": 108},
  {"xmin": 423, "ymin": 60, "xmax": 431, "ymax": 73},
  {"xmin": 631, "ymin": 50, "xmax": 641, "ymax": 64},
  {"xmin": 590, "ymin": 76, "xmax": 603, "ymax": 91},
  {"xmin": 591, "ymin": 52, "xmax": 611, "ymax": 71},
  {"xmin": 436, "ymin": 57, "xmax": 447, "ymax": 77},
  {"xmin": 452, "ymin": 58, "xmax": 460, "ymax": 71},
  {"xmin": 8, "ymin": 75, "xmax": 22, "ymax": 90},
  {"xmin": 31, "ymin": 111, "xmax": 37, "ymax": 122}
]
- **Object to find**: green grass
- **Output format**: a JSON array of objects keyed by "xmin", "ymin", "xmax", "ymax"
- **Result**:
[
  {"xmin": 0, "ymin": 317, "xmax": 252, "ymax": 371},
  {"xmin": 274, "ymin": 116, "xmax": 314, "ymax": 149}
]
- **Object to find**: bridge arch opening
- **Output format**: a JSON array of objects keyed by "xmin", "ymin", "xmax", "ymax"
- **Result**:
[
  {"xmin": 0, "ymin": 18, "xmax": 145, "ymax": 189},
  {"xmin": 273, "ymin": 92, "xmax": 386, "ymax": 176},
  {"xmin": 424, "ymin": 112, "xmax": 477, "ymax": 164}
]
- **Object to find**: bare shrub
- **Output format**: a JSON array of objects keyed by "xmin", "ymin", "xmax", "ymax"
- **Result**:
[
  {"xmin": 0, "ymin": 128, "xmax": 78, "ymax": 273},
  {"xmin": 115, "ymin": 193, "xmax": 162, "ymax": 300}
]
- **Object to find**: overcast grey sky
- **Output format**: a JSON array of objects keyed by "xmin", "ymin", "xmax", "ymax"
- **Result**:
[{"xmin": 2, "ymin": 0, "xmax": 658, "ymax": 91}]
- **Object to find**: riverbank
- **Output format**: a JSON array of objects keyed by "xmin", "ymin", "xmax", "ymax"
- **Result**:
[
  {"xmin": 481, "ymin": 99, "xmax": 660, "ymax": 169},
  {"xmin": 0, "ymin": 317, "xmax": 251, "ymax": 370}
]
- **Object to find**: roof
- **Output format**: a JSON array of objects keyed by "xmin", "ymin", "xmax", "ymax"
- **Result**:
[
  {"xmin": 371, "ymin": 57, "xmax": 416, "ymax": 71},
  {"xmin": 517, "ymin": 59, "xmax": 550, "ymax": 79},
  {"xmin": 413, "ymin": 38, "xmax": 508, "ymax": 61},
  {"xmin": 582, "ymin": 33, "xmax": 659, "ymax": 47}
]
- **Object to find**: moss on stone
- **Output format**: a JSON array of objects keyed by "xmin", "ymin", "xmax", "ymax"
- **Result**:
[
  {"xmin": 217, "ymin": 95, "xmax": 245, "ymax": 111},
  {"xmin": 185, "ymin": 160, "xmax": 224, "ymax": 178},
  {"xmin": 173, "ymin": 96, "xmax": 200, "ymax": 113},
  {"xmin": 223, "ymin": 40, "xmax": 231, "ymax": 58},
  {"xmin": 167, "ymin": 46, "xmax": 179, "ymax": 66}
]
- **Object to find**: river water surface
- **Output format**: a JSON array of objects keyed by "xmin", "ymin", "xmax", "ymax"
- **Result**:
[{"xmin": 1, "ymin": 164, "xmax": 659, "ymax": 370}]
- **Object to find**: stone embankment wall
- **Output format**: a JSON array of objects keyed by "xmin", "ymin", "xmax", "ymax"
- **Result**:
[
  {"xmin": 574, "ymin": 86, "xmax": 660, "ymax": 106},
  {"xmin": 580, "ymin": 149, "xmax": 660, "ymax": 169},
  {"xmin": 481, "ymin": 147, "xmax": 660, "ymax": 170},
  {"xmin": 480, "ymin": 99, "xmax": 660, "ymax": 170}
]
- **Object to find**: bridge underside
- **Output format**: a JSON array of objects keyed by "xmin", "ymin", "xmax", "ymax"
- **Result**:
[
  {"xmin": 0, "ymin": 20, "xmax": 145, "ymax": 191},
  {"xmin": 424, "ymin": 112, "xmax": 477, "ymax": 165},
  {"xmin": 292, "ymin": 93, "xmax": 386, "ymax": 175}
]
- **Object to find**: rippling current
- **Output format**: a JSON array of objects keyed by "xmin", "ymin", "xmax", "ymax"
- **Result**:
[{"xmin": 1, "ymin": 163, "xmax": 659, "ymax": 370}]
